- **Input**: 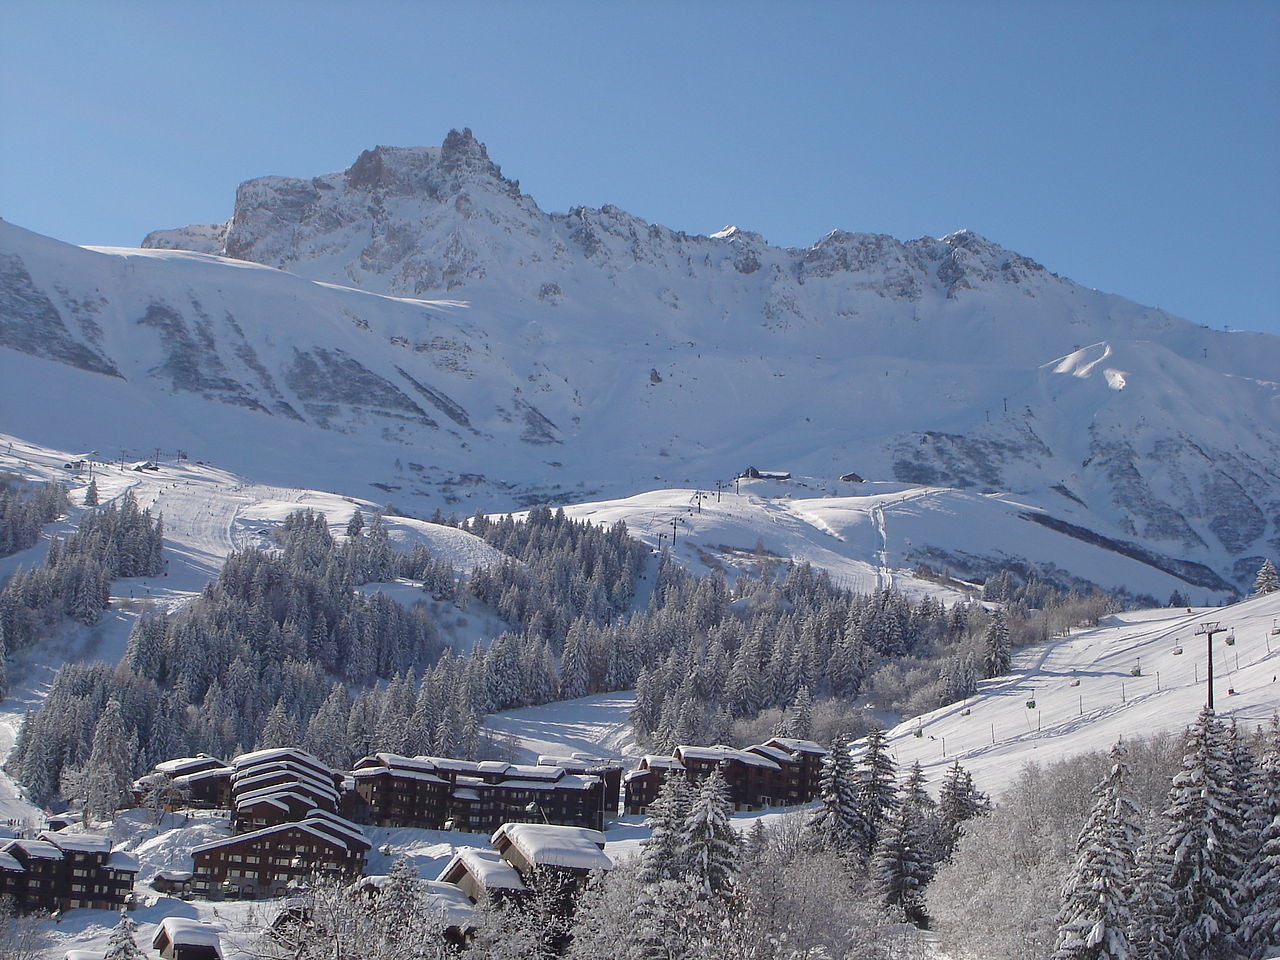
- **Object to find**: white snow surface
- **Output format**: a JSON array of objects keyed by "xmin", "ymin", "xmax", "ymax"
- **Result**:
[{"xmin": 2, "ymin": 131, "xmax": 1279, "ymax": 597}]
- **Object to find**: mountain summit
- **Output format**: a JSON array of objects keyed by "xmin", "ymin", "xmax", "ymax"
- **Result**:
[{"xmin": 1, "ymin": 130, "xmax": 1277, "ymax": 594}]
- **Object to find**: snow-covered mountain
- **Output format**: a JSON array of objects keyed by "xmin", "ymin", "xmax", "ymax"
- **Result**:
[{"xmin": 2, "ymin": 128, "xmax": 1278, "ymax": 594}]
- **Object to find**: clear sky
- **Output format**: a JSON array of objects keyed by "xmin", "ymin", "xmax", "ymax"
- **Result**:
[{"xmin": 3, "ymin": 1, "xmax": 1277, "ymax": 334}]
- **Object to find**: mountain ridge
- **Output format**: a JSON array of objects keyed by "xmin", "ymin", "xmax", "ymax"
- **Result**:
[{"xmin": 1, "ymin": 129, "xmax": 1278, "ymax": 593}]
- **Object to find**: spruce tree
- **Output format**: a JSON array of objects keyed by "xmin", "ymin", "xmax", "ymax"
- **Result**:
[
  {"xmin": 935, "ymin": 761, "xmax": 989, "ymax": 861},
  {"xmin": 983, "ymin": 607, "xmax": 1011, "ymax": 678},
  {"xmin": 1130, "ymin": 815, "xmax": 1176, "ymax": 960},
  {"xmin": 682, "ymin": 767, "xmax": 740, "ymax": 898},
  {"xmin": 82, "ymin": 479, "xmax": 99, "ymax": 507},
  {"xmin": 1162, "ymin": 710, "xmax": 1244, "ymax": 960},
  {"xmin": 1239, "ymin": 715, "xmax": 1280, "ymax": 958},
  {"xmin": 104, "ymin": 908, "xmax": 144, "ymax": 960},
  {"xmin": 806, "ymin": 734, "xmax": 859, "ymax": 847},
  {"xmin": 639, "ymin": 773, "xmax": 694, "ymax": 884},
  {"xmin": 84, "ymin": 698, "xmax": 135, "ymax": 823},
  {"xmin": 854, "ymin": 727, "xmax": 898, "ymax": 858},
  {"xmin": 872, "ymin": 803, "xmax": 930, "ymax": 925},
  {"xmin": 1252, "ymin": 558, "xmax": 1279, "ymax": 596},
  {"xmin": 1053, "ymin": 742, "xmax": 1140, "ymax": 960}
]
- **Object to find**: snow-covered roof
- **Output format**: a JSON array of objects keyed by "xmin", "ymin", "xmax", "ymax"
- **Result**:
[
  {"xmin": 745, "ymin": 744, "xmax": 795, "ymax": 764},
  {"xmin": 423, "ymin": 880, "xmax": 478, "ymax": 927},
  {"xmin": 175, "ymin": 766, "xmax": 233, "ymax": 784},
  {"xmin": 505, "ymin": 763, "xmax": 563, "ymax": 780},
  {"xmin": 352, "ymin": 764, "xmax": 448, "ymax": 785},
  {"xmin": 7, "ymin": 839, "xmax": 64, "ymax": 860},
  {"xmin": 64, "ymin": 950, "xmax": 105, "ymax": 960},
  {"xmin": 234, "ymin": 788, "xmax": 316, "ymax": 812},
  {"xmin": 191, "ymin": 817, "xmax": 370, "ymax": 855},
  {"xmin": 476, "ymin": 760, "xmax": 512, "ymax": 774},
  {"xmin": 39, "ymin": 831, "xmax": 112, "ymax": 854},
  {"xmin": 0, "ymin": 851, "xmax": 24, "ymax": 872},
  {"xmin": 425, "ymin": 756, "xmax": 481, "ymax": 774},
  {"xmin": 373, "ymin": 753, "xmax": 440, "ymax": 773},
  {"xmin": 676, "ymin": 745, "xmax": 781, "ymax": 770},
  {"xmin": 232, "ymin": 767, "xmax": 339, "ymax": 800},
  {"xmin": 764, "ymin": 737, "xmax": 827, "ymax": 755},
  {"xmin": 233, "ymin": 747, "xmax": 330, "ymax": 772},
  {"xmin": 640, "ymin": 755, "xmax": 685, "ymax": 770},
  {"xmin": 155, "ymin": 754, "xmax": 226, "ymax": 775},
  {"xmin": 152, "ymin": 917, "xmax": 223, "ymax": 955},
  {"xmin": 452, "ymin": 787, "xmax": 482, "ymax": 801},
  {"xmin": 439, "ymin": 847, "xmax": 528, "ymax": 892},
  {"xmin": 156, "ymin": 869, "xmax": 194, "ymax": 882},
  {"xmin": 491, "ymin": 823, "xmax": 612, "ymax": 871},
  {"xmin": 494, "ymin": 775, "xmax": 596, "ymax": 792},
  {"xmin": 107, "ymin": 851, "xmax": 140, "ymax": 872}
]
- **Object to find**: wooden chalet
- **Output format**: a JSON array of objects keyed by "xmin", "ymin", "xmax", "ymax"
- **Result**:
[
  {"xmin": 437, "ymin": 822, "xmax": 611, "ymax": 910},
  {"xmin": 624, "ymin": 739, "xmax": 829, "ymax": 813},
  {"xmin": 536, "ymin": 754, "xmax": 623, "ymax": 813},
  {"xmin": 436, "ymin": 848, "xmax": 528, "ymax": 903},
  {"xmin": 351, "ymin": 753, "xmax": 609, "ymax": 833},
  {"xmin": 152, "ymin": 916, "xmax": 224, "ymax": 960},
  {"xmin": 151, "ymin": 755, "xmax": 233, "ymax": 808},
  {"xmin": 229, "ymin": 748, "xmax": 342, "ymax": 833},
  {"xmin": 0, "ymin": 831, "xmax": 138, "ymax": 913},
  {"xmin": 350, "ymin": 874, "xmax": 476, "ymax": 944},
  {"xmin": 190, "ymin": 810, "xmax": 369, "ymax": 899}
]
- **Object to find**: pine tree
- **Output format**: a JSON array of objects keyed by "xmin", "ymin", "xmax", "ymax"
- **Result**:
[
  {"xmin": 84, "ymin": 698, "xmax": 134, "ymax": 823},
  {"xmin": 872, "ymin": 803, "xmax": 931, "ymax": 925},
  {"xmin": 1130, "ymin": 817, "xmax": 1176, "ymax": 960},
  {"xmin": 806, "ymin": 734, "xmax": 859, "ymax": 847},
  {"xmin": 1162, "ymin": 710, "xmax": 1244, "ymax": 960},
  {"xmin": 1053, "ymin": 742, "xmax": 1140, "ymax": 960},
  {"xmin": 854, "ymin": 727, "xmax": 898, "ymax": 858},
  {"xmin": 983, "ymin": 607, "xmax": 1011, "ymax": 678},
  {"xmin": 786, "ymin": 685, "xmax": 814, "ymax": 739},
  {"xmin": 104, "ymin": 908, "xmax": 144, "ymax": 960},
  {"xmin": 681, "ymin": 767, "xmax": 740, "ymax": 898},
  {"xmin": 935, "ymin": 760, "xmax": 989, "ymax": 861},
  {"xmin": 82, "ymin": 479, "xmax": 99, "ymax": 507},
  {"xmin": 1253, "ymin": 558, "xmax": 1279, "ymax": 596},
  {"xmin": 639, "ymin": 773, "xmax": 694, "ymax": 884},
  {"xmin": 1239, "ymin": 715, "xmax": 1280, "ymax": 958}
]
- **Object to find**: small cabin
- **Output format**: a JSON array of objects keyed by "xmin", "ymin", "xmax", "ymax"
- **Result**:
[
  {"xmin": 741, "ymin": 466, "xmax": 791, "ymax": 481},
  {"xmin": 152, "ymin": 917, "xmax": 223, "ymax": 960},
  {"xmin": 839, "ymin": 472, "xmax": 864, "ymax": 483}
]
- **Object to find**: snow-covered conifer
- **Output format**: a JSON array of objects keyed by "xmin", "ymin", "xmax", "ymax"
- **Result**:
[
  {"xmin": 1162, "ymin": 709, "xmax": 1244, "ymax": 960},
  {"xmin": 682, "ymin": 767, "xmax": 740, "ymax": 898},
  {"xmin": 1252, "ymin": 558, "xmax": 1279, "ymax": 596},
  {"xmin": 639, "ymin": 772, "xmax": 694, "ymax": 884},
  {"xmin": 104, "ymin": 909, "xmax": 144, "ymax": 960},
  {"xmin": 872, "ymin": 803, "xmax": 931, "ymax": 924},
  {"xmin": 82, "ymin": 479, "xmax": 99, "ymax": 507},
  {"xmin": 983, "ymin": 607, "xmax": 1011, "ymax": 678},
  {"xmin": 1239, "ymin": 715, "xmax": 1280, "ymax": 958},
  {"xmin": 1053, "ymin": 742, "xmax": 1140, "ymax": 960}
]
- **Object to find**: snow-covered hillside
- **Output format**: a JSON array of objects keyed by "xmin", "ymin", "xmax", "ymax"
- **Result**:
[
  {"xmin": 2, "ymin": 130, "xmax": 1279, "ymax": 593},
  {"xmin": 875, "ymin": 590, "xmax": 1280, "ymax": 796},
  {"xmin": 537, "ymin": 477, "xmax": 1241, "ymax": 603}
]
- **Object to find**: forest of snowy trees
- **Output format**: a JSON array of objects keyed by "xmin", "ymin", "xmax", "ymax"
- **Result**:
[
  {"xmin": 931, "ymin": 713, "xmax": 1280, "ymax": 960},
  {"xmin": 0, "ymin": 476, "xmax": 67, "ymax": 560},
  {"xmin": 4, "ymin": 500, "xmax": 1129, "ymax": 814}
]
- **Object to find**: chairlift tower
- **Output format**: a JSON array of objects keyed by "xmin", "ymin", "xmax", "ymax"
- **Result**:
[{"xmin": 1195, "ymin": 621, "xmax": 1228, "ymax": 712}]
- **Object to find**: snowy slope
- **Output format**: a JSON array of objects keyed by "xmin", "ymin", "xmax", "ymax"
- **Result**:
[
  {"xmin": 536, "ymin": 477, "xmax": 1240, "ymax": 602},
  {"xmin": 2, "ymin": 130, "xmax": 1279, "ymax": 594},
  {"xmin": 870, "ymin": 590, "xmax": 1280, "ymax": 797}
]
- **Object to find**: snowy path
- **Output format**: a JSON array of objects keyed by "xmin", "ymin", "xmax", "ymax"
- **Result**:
[{"xmin": 485, "ymin": 691, "xmax": 639, "ymax": 763}]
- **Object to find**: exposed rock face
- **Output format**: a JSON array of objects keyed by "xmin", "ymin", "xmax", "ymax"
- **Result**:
[{"xmin": 0, "ymin": 129, "xmax": 1276, "ymax": 596}]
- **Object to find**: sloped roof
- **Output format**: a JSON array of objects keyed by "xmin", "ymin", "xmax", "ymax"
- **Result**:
[
  {"xmin": 438, "ymin": 847, "xmax": 527, "ymax": 892},
  {"xmin": 491, "ymin": 823, "xmax": 612, "ymax": 871}
]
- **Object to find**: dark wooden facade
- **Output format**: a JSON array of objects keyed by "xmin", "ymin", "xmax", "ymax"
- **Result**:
[
  {"xmin": 0, "ymin": 832, "xmax": 138, "ymax": 913},
  {"xmin": 352, "ymin": 753, "xmax": 609, "ymax": 833},
  {"xmin": 190, "ymin": 812, "xmax": 369, "ymax": 899},
  {"xmin": 624, "ymin": 739, "xmax": 828, "ymax": 813}
]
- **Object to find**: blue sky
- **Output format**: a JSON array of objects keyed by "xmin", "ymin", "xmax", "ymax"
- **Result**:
[{"xmin": 3, "ymin": 1, "xmax": 1277, "ymax": 334}]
